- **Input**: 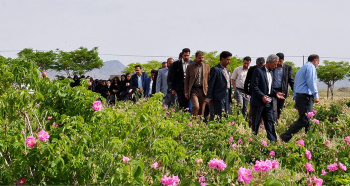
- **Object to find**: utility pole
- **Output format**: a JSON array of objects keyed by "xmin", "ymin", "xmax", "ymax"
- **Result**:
[{"xmin": 303, "ymin": 55, "xmax": 304, "ymax": 65}]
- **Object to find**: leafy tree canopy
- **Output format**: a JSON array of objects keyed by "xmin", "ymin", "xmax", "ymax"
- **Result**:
[
  {"xmin": 284, "ymin": 61, "xmax": 299, "ymax": 77},
  {"xmin": 17, "ymin": 48, "xmax": 57, "ymax": 71},
  {"xmin": 123, "ymin": 60, "xmax": 162, "ymax": 75}
]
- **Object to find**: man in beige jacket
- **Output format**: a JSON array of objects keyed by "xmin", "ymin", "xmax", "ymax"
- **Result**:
[{"xmin": 184, "ymin": 51, "xmax": 210, "ymax": 117}]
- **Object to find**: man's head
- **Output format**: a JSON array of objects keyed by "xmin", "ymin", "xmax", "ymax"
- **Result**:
[
  {"xmin": 135, "ymin": 65, "xmax": 142, "ymax": 76},
  {"xmin": 219, "ymin": 51, "xmax": 232, "ymax": 67},
  {"xmin": 167, "ymin": 57, "xmax": 174, "ymax": 67},
  {"xmin": 182, "ymin": 48, "xmax": 191, "ymax": 62},
  {"xmin": 195, "ymin": 50, "xmax": 204, "ymax": 64},
  {"xmin": 243, "ymin": 56, "xmax": 251, "ymax": 69},
  {"xmin": 256, "ymin": 57, "xmax": 265, "ymax": 68},
  {"xmin": 276, "ymin": 53, "xmax": 284, "ymax": 68},
  {"xmin": 308, "ymin": 54, "xmax": 320, "ymax": 67},
  {"xmin": 266, "ymin": 54, "xmax": 279, "ymax": 71},
  {"xmin": 162, "ymin": 62, "xmax": 167, "ymax": 68},
  {"xmin": 151, "ymin": 69, "xmax": 157, "ymax": 80}
]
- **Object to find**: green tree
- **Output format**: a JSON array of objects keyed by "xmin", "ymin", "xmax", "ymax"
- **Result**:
[
  {"xmin": 317, "ymin": 61, "xmax": 350, "ymax": 99},
  {"xmin": 56, "ymin": 47, "xmax": 103, "ymax": 76},
  {"xmin": 284, "ymin": 61, "xmax": 300, "ymax": 77},
  {"xmin": 17, "ymin": 48, "xmax": 57, "ymax": 72},
  {"xmin": 122, "ymin": 60, "xmax": 162, "ymax": 75}
]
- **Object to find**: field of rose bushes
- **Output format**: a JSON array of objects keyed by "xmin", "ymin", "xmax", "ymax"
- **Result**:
[{"xmin": 1, "ymin": 57, "xmax": 350, "ymax": 185}]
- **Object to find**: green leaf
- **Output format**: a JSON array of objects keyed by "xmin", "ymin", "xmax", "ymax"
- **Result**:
[
  {"xmin": 265, "ymin": 179, "xmax": 283, "ymax": 186},
  {"xmin": 132, "ymin": 165, "xmax": 142, "ymax": 179}
]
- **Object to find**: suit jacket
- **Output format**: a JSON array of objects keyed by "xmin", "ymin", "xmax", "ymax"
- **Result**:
[
  {"xmin": 143, "ymin": 77, "xmax": 152, "ymax": 96},
  {"xmin": 184, "ymin": 62, "xmax": 210, "ymax": 96},
  {"xmin": 206, "ymin": 63, "xmax": 232, "ymax": 102},
  {"xmin": 130, "ymin": 72, "xmax": 148, "ymax": 93},
  {"xmin": 156, "ymin": 67, "xmax": 169, "ymax": 96},
  {"xmin": 169, "ymin": 59, "xmax": 193, "ymax": 93},
  {"xmin": 251, "ymin": 67, "xmax": 277, "ymax": 107},
  {"xmin": 278, "ymin": 64, "xmax": 294, "ymax": 98},
  {"xmin": 244, "ymin": 65, "xmax": 258, "ymax": 95}
]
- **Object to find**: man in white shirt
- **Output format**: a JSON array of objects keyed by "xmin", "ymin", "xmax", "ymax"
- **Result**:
[{"xmin": 231, "ymin": 56, "xmax": 251, "ymax": 119}]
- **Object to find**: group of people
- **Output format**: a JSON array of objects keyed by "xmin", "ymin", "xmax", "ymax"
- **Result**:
[{"xmin": 69, "ymin": 48, "xmax": 320, "ymax": 143}]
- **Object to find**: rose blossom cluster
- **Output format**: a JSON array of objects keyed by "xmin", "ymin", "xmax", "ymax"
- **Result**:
[
  {"xmin": 198, "ymin": 177, "xmax": 206, "ymax": 186},
  {"xmin": 345, "ymin": 136, "xmax": 350, "ymax": 146},
  {"xmin": 307, "ymin": 112, "xmax": 315, "ymax": 118},
  {"xmin": 306, "ymin": 176, "xmax": 323, "ymax": 186},
  {"xmin": 208, "ymin": 158, "xmax": 227, "ymax": 170},
  {"xmin": 254, "ymin": 159, "xmax": 279, "ymax": 172},
  {"xmin": 327, "ymin": 162, "xmax": 347, "ymax": 171},
  {"xmin": 296, "ymin": 139, "xmax": 305, "ymax": 147},
  {"xmin": 151, "ymin": 161, "xmax": 161, "ymax": 169},
  {"xmin": 161, "ymin": 175, "xmax": 180, "ymax": 186},
  {"xmin": 237, "ymin": 167, "xmax": 253, "ymax": 184},
  {"xmin": 305, "ymin": 163, "xmax": 314, "ymax": 172},
  {"xmin": 305, "ymin": 150, "xmax": 312, "ymax": 160},
  {"xmin": 25, "ymin": 130, "xmax": 50, "ymax": 148}
]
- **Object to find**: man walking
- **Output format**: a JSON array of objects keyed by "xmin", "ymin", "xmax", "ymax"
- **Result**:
[
  {"xmin": 156, "ymin": 58, "xmax": 174, "ymax": 105},
  {"xmin": 130, "ymin": 65, "xmax": 148, "ymax": 97},
  {"xmin": 272, "ymin": 53, "xmax": 294, "ymax": 124},
  {"xmin": 169, "ymin": 48, "xmax": 192, "ymax": 109},
  {"xmin": 280, "ymin": 54, "xmax": 320, "ymax": 142},
  {"xmin": 205, "ymin": 51, "xmax": 233, "ymax": 119},
  {"xmin": 184, "ymin": 51, "xmax": 210, "ymax": 117},
  {"xmin": 251, "ymin": 54, "xmax": 285, "ymax": 142},
  {"xmin": 232, "ymin": 56, "xmax": 251, "ymax": 119}
]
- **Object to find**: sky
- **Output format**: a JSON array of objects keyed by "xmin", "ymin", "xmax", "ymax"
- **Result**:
[{"xmin": 1, "ymin": 0, "xmax": 350, "ymax": 69}]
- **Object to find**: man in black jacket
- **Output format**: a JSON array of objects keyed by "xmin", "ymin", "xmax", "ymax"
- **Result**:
[
  {"xmin": 168, "ymin": 48, "xmax": 193, "ymax": 109},
  {"xmin": 272, "ymin": 53, "xmax": 294, "ymax": 124},
  {"xmin": 130, "ymin": 65, "xmax": 148, "ymax": 98}
]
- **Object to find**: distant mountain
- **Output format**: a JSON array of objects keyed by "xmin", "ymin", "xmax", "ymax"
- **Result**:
[{"xmin": 47, "ymin": 60, "xmax": 126, "ymax": 80}]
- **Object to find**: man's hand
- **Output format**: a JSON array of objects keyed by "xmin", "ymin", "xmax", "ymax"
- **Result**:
[
  {"xmin": 128, "ymin": 89, "xmax": 132, "ymax": 93},
  {"xmin": 262, "ymin": 95, "xmax": 269, "ymax": 103},
  {"xmin": 185, "ymin": 93, "xmax": 189, "ymax": 99},
  {"xmin": 171, "ymin": 90, "xmax": 176, "ymax": 95},
  {"xmin": 276, "ymin": 92, "xmax": 285, "ymax": 99},
  {"xmin": 205, "ymin": 98, "xmax": 211, "ymax": 104},
  {"xmin": 314, "ymin": 98, "xmax": 319, "ymax": 103}
]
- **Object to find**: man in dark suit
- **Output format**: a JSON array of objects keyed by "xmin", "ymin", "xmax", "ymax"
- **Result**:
[
  {"xmin": 244, "ymin": 57, "xmax": 265, "ymax": 127},
  {"xmin": 130, "ymin": 65, "xmax": 148, "ymax": 97},
  {"xmin": 169, "ymin": 48, "xmax": 193, "ymax": 109},
  {"xmin": 205, "ymin": 51, "xmax": 233, "ymax": 119},
  {"xmin": 272, "ymin": 53, "xmax": 294, "ymax": 124},
  {"xmin": 184, "ymin": 51, "xmax": 210, "ymax": 117},
  {"xmin": 251, "ymin": 54, "xmax": 285, "ymax": 142},
  {"xmin": 144, "ymin": 69, "xmax": 157, "ymax": 96}
]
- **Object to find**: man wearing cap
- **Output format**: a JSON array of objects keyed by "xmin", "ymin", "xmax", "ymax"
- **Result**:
[{"xmin": 231, "ymin": 56, "xmax": 251, "ymax": 119}]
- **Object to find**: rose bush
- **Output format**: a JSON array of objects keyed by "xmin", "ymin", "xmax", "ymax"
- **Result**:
[{"xmin": 0, "ymin": 57, "xmax": 350, "ymax": 185}]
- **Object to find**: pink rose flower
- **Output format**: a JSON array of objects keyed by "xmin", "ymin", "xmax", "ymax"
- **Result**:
[
  {"xmin": 305, "ymin": 163, "xmax": 314, "ymax": 172},
  {"xmin": 305, "ymin": 150, "xmax": 312, "ymax": 160},
  {"xmin": 172, "ymin": 109, "xmax": 176, "ymax": 112},
  {"xmin": 307, "ymin": 112, "xmax": 314, "ymax": 118},
  {"xmin": 166, "ymin": 111, "xmax": 170, "ymax": 115},
  {"xmin": 164, "ymin": 106, "xmax": 168, "ymax": 110},
  {"xmin": 237, "ymin": 167, "xmax": 253, "ymax": 184},
  {"xmin": 92, "ymin": 101, "xmax": 102, "ymax": 111},
  {"xmin": 269, "ymin": 151, "xmax": 275, "ymax": 157},
  {"xmin": 296, "ymin": 139, "xmax": 305, "ymax": 147},
  {"xmin": 188, "ymin": 123, "xmax": 192, "ymax": 127},
  {"xmin": 122, "ymin": 156, "xmax": 130, "ymax": 164},
  {"xmin": 321, "ymin": 169, "xmax": 327, "ymax": 175},
  {"xmin": 161, "ymin": 175, "xmax": 180, "ymax": 186},
  {"xmin": 238, "ymin": 139, "xmax": 243, "ymax": 144},
  {"xmin": 325, "ymin": 140, "xmax": 330, "ymax": 146},
  {"xmin": 26, "ymin": 136, "xmax": 36, "ymax": 148},
  {"xmin": 231, "ymin": 143, "xmax": 237, "ymax": 150},
  {"xmin": 198, "ymin": 177, "xmax": 206, "ymax": 183},
  {"xmin": 249, "ymin": 138, "xmax": 253, "ymax": 142},
  {"xmin": 186, "ymin": 107, "xmax": 189, "ymax": 110},
  {"xmin": 88, "ymin": 81, "xmax": 92, "ymax": 86},
  {"xmin": 312, "ymin": 110, "xmax": 317, "ymax": 114},
  {"xmin": 38, "ymin": 130, "xmax": 50, "ymax": 142},
  {"xmin": 208, "ymin": 158, "xmax": 227, "ymax": 170},
  {"xmin": 195, "ymin": 158, "xmax": 203, "ymax": 164},
  {"xmin": 262, "ymin": 140, "xmax": 267, "ymax": 147},
  {"xmin": 327, "ymin": 163, "xmax": 337, "ymax": 171},
  {"xmin": 306, "ymin": 176, "xmax": 323, "ymax": 186},
  {"xmin": 272, "ymin": 160, "xmax": 279, "ymax": 169},
  {"xmin": 48, "ymin": 116, "xmax": 52, "ymax": 120},
  {"xmin": 345, "ymin": 136, "xmax": 350, "ymax": 146},
  {"xmin": 18, "ymin": 178, "xmax": 27, "ymax": 186},
  {"xmin": 339, "ymin": 163, "xmax": 347, "ymax": 171},
  {"xmin": 313, "ymin": 119, "xmax": 320, "ymax": 124},
  {"xmin": 228, "ymin": 136, "xmax": 233, "ymax": 143},
  {"xmin": 200, "ymin": 183, "xmax": 207, "ymax": 186},
  {"xmin": 231, "ymin": 121, "xmax": 236, "ymax": 125},
  {"xmin": 151, "ymin": 162, "xmax": 159, "ymax": 169},
  {"xmin": 254, "ymin": 160, "xmax": 272, "ymax": 172}
]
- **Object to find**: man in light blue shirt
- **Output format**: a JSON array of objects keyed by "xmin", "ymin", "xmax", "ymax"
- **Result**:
[{"xmin": 280, "ymin": 54, "xmax": 320, "ymax": 142}]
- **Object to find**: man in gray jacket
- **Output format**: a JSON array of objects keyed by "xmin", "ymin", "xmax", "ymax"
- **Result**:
[{"xmin": 156, "ymin": 57, "xmax": 174, "ymax": 105}]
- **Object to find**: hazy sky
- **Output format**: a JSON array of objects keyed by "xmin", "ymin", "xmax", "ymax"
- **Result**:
[{"xmin": 1, "ymin": 0, "xmax": 350, "ymax": 67}]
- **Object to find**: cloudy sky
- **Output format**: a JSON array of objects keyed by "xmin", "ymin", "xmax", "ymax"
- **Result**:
[{"xmin": 1, "ymin": 0, "xmax": 350, "ymax": 68}]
